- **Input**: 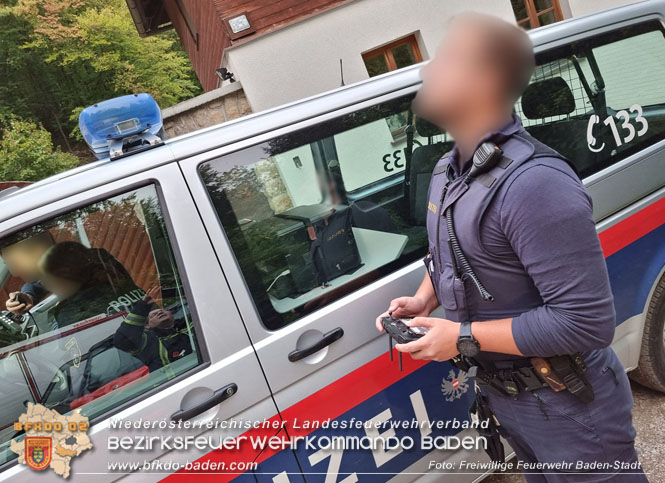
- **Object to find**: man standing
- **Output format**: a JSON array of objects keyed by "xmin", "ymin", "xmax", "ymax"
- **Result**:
[{"xmin": 376, "ymin": 13, "xmax": 646, "ymax": 482}]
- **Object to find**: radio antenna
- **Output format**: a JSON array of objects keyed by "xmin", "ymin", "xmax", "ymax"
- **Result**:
[{"xmin": 340, "ymin": 59, "xmax": 345, "ymax": 86}]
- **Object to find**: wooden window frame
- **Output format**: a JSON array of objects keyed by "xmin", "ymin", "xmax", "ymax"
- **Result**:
[
  {"xmin": 513, "ymin": 0, "xmax": 564, "ymax": 29},
  {"xmin": 362, "ymin": 35, "xmax": 423, "ymax": 74}
]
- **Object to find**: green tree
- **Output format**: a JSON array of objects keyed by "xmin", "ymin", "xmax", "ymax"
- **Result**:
[
  {"xmin": 32, "ymin": 0, "xmax": 202, "ymax": 108},
  {"xmin": 0, "ymin": 117, "xmax": 79, "ymax": 181},
  {"xmin": 0, "ymin": 0, "xmax": 201, "ymax": 149}
]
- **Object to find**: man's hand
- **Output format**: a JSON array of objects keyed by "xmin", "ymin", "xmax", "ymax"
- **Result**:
[
  {"xmin": 142, "ymin": 286, "xmax": 161, "ymax": 307},
  {"xmin": 394, "ymin": 317, "xmax": 460, "ymax": 362},
  {"xmin": 375, "ymin": 295, "xmax": 431, "ymax": 332},
  {"xmin": 5, "ymin": 292, "xmax": 34, "ymax": 315}
]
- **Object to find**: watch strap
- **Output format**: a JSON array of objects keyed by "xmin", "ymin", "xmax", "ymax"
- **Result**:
[{"xmin": 458, "ymin": 320, "xmax": 473, "ymax": 340}]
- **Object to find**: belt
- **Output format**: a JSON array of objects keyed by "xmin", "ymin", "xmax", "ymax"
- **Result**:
[
  {"xmin": 472, "ymin": 363, "xmax": 548, "ymax": 397},
  {"xmin": 452, "ymin": 353, "xmax": 594, "ymax": 403}
]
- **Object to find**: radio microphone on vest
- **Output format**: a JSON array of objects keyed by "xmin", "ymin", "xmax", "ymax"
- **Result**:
[{"xmin": 466, "ymin": 142, "xmax": 503, "ymax": 183}]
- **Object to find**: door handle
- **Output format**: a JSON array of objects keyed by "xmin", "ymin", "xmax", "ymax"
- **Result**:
[
  {"xmin": 288, "ymin": 327, "xmax": 344, "ymax": 362},
  {"xmin": 171, "ymin": 383, "xmax": 238, "ymax": 422}
]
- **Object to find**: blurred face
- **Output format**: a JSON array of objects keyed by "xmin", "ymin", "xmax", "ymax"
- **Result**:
[
  {"xmin": 327, "ymin": 180, "xmax": 343, "ymax": 205},
  {"xmin": 412, "ymin": 21, "xmax": 500, "ymax": 128},
  {"xmin": 147, "ymin": 309, "xmax": 174, "ymax": 330},
  {"xmin": 1, "ymin": 243, "xmax": 47, "ymax": 282},
  {"xmin": 39, "ymin": 271, "xmax": 81, "ymax": 300}
]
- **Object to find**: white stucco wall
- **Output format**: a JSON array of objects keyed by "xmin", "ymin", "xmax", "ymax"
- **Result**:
[
  {"xmin": 225, "ymin": 0, "xmax": 515, "ymax": 112},
  {"xmin": 225, "ymin": 0, "xmax": 644, "ymax": 113},
  {"xmin": 565, "ymin": 0, "xmax": 640, "ymax": 18}
]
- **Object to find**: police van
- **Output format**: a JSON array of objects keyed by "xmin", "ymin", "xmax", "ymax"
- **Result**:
[{"xmin": 1, "ymin": 1, "xmax": 665, "ymax": 481}]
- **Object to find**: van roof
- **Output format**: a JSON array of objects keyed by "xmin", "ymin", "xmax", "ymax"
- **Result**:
[
  {"xmin": 0, "ymin": 0, "xmax": 661, "ymax": 225},
  {"xmin": 0, "ymin": 62, "xmax": 424, "ymax": 224}
]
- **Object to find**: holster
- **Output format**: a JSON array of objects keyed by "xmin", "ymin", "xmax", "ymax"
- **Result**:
[
  {"xmin": 469, "ymin": 390, "xmax": 505, "ymax": 463},
  {"xmin": 548, "ymin": 354, "xmax": 594, "ymax": 403}
]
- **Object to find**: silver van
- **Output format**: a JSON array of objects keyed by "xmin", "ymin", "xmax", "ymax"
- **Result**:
[{"xmin": 1, "ymin": 1, "xmax": 665, "ymax": 481}]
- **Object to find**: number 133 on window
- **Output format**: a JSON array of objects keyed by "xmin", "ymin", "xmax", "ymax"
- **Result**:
[{"xmin": 587, "ymin": 104, "xmax": 648, "ymax": 153}]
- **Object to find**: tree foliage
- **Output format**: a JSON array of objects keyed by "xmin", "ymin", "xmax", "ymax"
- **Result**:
[
  {"xmin": 0, "ymin": 0, "xmax": 202, "ymax": 154},
  {"xmin": 0, "ymin": 117, "xmax": 79, "ymax": 181}
]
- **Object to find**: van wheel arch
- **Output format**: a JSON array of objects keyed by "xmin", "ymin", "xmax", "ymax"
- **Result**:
[{"xmin": 630, "ymin": 273, "xmax": 665, "ymax": 392}]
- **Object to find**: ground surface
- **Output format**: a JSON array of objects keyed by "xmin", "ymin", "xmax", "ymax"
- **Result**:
[{"xmin": 485, "ymin": 380, "xmax": 665, "ymax": 482}]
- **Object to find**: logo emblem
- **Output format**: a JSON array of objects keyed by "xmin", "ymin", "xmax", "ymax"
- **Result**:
[
  {"xmin": 11, "ymin": 403, "xmax": 92, "ymax": 478},
  {"xmin": 25, "ymin": 437, "xmax": 52, "ymax": 471},
  {"xmin": 441, "ymin": 369, "xmax": 469, "ymax": 401}
]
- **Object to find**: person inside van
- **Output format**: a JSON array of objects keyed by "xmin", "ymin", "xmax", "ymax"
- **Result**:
[
  {"xmin": 295, "ymin": 171, "xmax": 398, "ymax": 287},
  {"xmin": 114, "ymin": 288, "xmax": 193, "ymax": 372},
  {"xmin": 38, "ymin": 241, "xmax": 141, "ymax": 329},
  {"xmin": 1, "ymin": 231, "xmax": 54, "ymax": 314},
  {"xmin": 324, "ymin": 171, "xmax": 396, "ymax": 234}
]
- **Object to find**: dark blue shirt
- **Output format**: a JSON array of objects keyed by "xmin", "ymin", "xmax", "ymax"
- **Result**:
[{"xmin": 426, "ymin": 114, "xmax": 615, "ymax": 359}]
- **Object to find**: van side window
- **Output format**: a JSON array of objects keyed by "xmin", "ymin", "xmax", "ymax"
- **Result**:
[
  {"xmin": 201, "ymin": 95, "xmax": 448, "ymax": 330},
  {"xmin": 0, "ymin": 185, "xmax": 200, "ymax": 465},
  {"xmin": 516, "ymin": 20, "xmax": 665, "ymax": 178}
]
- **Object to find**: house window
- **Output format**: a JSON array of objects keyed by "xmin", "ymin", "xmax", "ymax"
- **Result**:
[
  {"xmin": 362, "ymin": 35, "xmax": 423, "ymax": 77},
  {"xmin": 511, "ymin": 0, "xmax": 563, "ymax": 30}
]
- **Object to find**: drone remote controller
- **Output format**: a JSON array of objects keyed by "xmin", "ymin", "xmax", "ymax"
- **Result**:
[
  {"xmin": 381, "ymin": 315, "xmax": 429, "ymax": 371},
  {"xmin": 12, "ymin": 293, "xmax": 30, "ymax": 305},
  {"xmin": 381, "ymin": 316, "xmax": 428, "ymax": 344}
]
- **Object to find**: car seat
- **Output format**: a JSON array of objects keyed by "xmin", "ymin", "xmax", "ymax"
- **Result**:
[
  {"xmin": 406, "ymin": 117, "xmax": 452, "ymax": 225},
  {"xmin": 521, "ymin": 76, "xmax": 598, "ymax": 176}
]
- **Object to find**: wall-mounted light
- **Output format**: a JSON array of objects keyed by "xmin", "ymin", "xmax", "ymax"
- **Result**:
[
  {"xmin": 223, "ymin": 12, "xmax": 255, "ymax": 40},
  {"xmin": 216, "ymin": 67, "xmax": 236, "ymax": 83},
  {"xmin": 229, "ymin": 14, "xmax": 250, "ymax": 33}
]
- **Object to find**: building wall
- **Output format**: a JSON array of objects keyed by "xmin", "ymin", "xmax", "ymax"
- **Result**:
[
  {"xmin": 225, "ymin": 0, "xmax": 515, "ymax": 112},
  {"xmin": 162, "ymin": 0, "xmax": 230, "ymax": 92},
  {"xmin": 162, "ymin": 0, "xmax": 355, "ymax": 91},
  {"xmin": 161, "ymin": 83, "xmax": 252, "ymax": 138},
  {"xmin": 565, "ymin": 0, "xmax": 639, "ymax": 18},
  {"xmin": 162, "ymin": 0, "xmax": 640, "ymax": 104}
]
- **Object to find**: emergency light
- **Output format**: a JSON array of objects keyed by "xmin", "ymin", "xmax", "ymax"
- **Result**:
[{"xmin": 78, "ymin": 93, "xmax": 164, "ymax": 160}]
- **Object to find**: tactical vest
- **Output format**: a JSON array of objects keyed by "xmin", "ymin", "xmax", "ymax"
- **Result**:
[{"xmin": 425, "ymin": 129, "xmax": 577, "ymax": 329}]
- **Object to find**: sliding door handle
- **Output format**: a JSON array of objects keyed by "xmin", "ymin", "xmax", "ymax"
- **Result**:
[
  {"xmin": 171, "ymin": 383, "xmax": 237, "ymax": 422},
  {"xmin": 288, "ymin": 327, "xmax": 344, "ymax": 362}
]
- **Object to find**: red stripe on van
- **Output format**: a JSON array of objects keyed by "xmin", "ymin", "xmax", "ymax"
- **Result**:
[
  {"xmin": 280, "ymin": 349, "xmax": 427, "ymax": 438},
  {"xmin": 599, "ymin": 195, "xmax": 665, "ymax": 258},
  {"xmin": 165, "ymin": 351, "xmax": 427, "ymax": 480},
  {"xmin": 164, "ymin": 193, "xmax": 665, "ymax": 480}
]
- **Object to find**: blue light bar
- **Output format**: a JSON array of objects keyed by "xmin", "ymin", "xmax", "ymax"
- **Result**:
[{"xmin": 79, "ymin": 93, "xmax": 164, "ymax": 159}]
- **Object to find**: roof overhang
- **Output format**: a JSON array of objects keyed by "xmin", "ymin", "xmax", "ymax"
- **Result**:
[{"xmin": 125, "ymin": 0, "xmax": 173, "ymax": 37}]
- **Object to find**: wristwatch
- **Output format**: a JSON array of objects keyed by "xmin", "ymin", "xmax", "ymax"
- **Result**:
[{"xmin": 456, "ymin": 321, "xmax": 480, "ymax": 357}]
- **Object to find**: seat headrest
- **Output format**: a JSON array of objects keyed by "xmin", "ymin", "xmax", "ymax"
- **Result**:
[
  {"xmin": 521, "ymin": 77, "xmax": 575, "ymax": 119},
  {"xmin": 415, "ymin": 117, "xmax": 443, "ymax": 138}
]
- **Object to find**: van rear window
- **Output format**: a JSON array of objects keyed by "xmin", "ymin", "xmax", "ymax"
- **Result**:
[{"xmin": 517, "ymin": 20, "xmax": 665, "ymax": 178}]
